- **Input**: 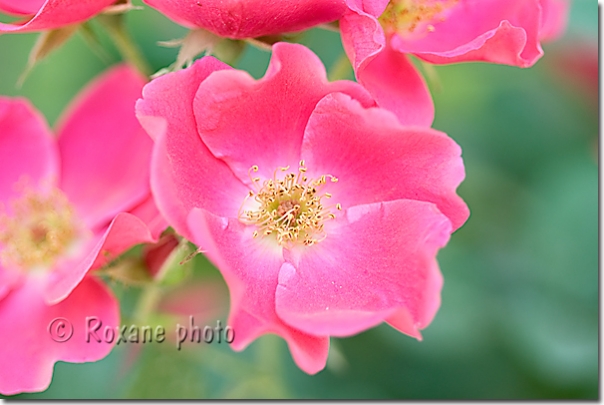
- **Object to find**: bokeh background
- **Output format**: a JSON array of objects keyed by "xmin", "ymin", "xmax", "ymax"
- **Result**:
[{"xmin": 0, "ymin": 0, "xmax": 597, "ymax": 399}]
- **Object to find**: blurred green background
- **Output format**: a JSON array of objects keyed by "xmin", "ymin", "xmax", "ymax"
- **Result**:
[{"xmin": 0, "ymin": 0, "xmax": 597, "ymax": 399}]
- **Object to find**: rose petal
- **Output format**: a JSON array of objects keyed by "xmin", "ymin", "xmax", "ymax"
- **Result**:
[
  {"xmin": 194, "ymin": 42, "xmax": 375, "ymax": 183},
  {"xmin": 276, "ymin": 199, "xmax": 450, "ymax": 337},
  {"xmin": 340, "ymin": 5, "xmax": 434, "ymax": 126},
  {"xmin": 301, "ymin": 92, "xmax": 468, "ymax": 230},
  {"xmin": 187, "ymin": 207, "xmax": 329, "ymax": 374},
  {"xmin": 0, "ymin": 276, "xmax": 118, "ymax": 395},
  {"xmin": 357, "ymin": 45, "xmax": 434, "ymax": 126},
  {"xmin": 0, "ymin": 0, "xmax": 115, "ymax": 32},
  {"xmin": 0, "ymin": 264, "xmax": 23, "ymax": 301},
  {"xmin": 126, "ymin": 194, "xmax": 168, "ymax": 241},
  {"xmin": 0, "ymin": 0, "xmax": 114, "ymax": 32},
  {"xmin": 0, "ymin": 0, "xmax": 44, "ymax": 15},
  {"xmin": 137, "ymin": 57, "xmax": 249, "ymax": 240},
  {"xmin": 44, "ymin": 212, "xmax": 157, "ymax": 304},
  {"xmin": 393, "ymin": 0, "xmax": 543, "ymax": 68},
  {"xmin": 57, "ymin": 65, "xmax": 153, "ymax": 230},
  {"xmin": 0, "ymin": 97, "xmax": 59, "ymax": 203},
  {"xmin": 142, "ymin": 0, "xmax": 346, "ymax": 39}
]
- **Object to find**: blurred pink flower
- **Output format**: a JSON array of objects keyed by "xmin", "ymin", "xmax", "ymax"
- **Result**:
[
  {"xmin": 340, "ymin": 0, "xmax": 569, "ymax": 126},
  {"xmin": 0, "ymin": 65, "xmax": 166, "ymax": 395},
  {"xmin": 137, "ymin": 42, "xmax": 468, "ymax": 374},
  {"xmin": 547, "ymin": 40, "xmax": 598, "ymax": 113},
  {"xmin": 0, "ymin": 0, "xmax": 117, "ymax": 33},
  {"xmin": 141, "ymin": 0, "xmax": 347, "ymax": 39}
]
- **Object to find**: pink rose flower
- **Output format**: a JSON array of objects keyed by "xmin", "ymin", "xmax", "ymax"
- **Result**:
[
  {"xmin": 0, "ymin": 65, "xmax": 165, "ymax": 394},
  {"xmin": 340, "ymin": 0, "xmax": 569, "ymax": 126},
  {"xmin": 141, "ymin": 0, "xmax": 347, "ymax": 39},
  {"xmin": 137, "ymin": 42, "xmax": 468, "ymax": 374},
  {"xmin": 0, "ymin": 0, "xmax": 116, "ymax": 33}
]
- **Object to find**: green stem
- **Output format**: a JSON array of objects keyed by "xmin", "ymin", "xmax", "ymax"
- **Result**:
[
  {"xmin": 419, "ymin": 59, "xmax": 442, "ymax": 93},
  {"xmin": 99, "ymin": 13, "xmax": 151, "ymax": 77},
  {"xmin": 328, "ymin": 53, "xmax": 354, "ymax": 81},
  {"xmin": 318, "ymin": 21, "xmax": 340, "ymax": 32},
  {"xmin": 133, "ymin": 283, "xmax": 162, "ymax": 323}
]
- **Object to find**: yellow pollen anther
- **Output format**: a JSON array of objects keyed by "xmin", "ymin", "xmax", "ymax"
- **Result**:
[
  {"xmin": 379, "ymin": 0, "xmax": 459, "ymax": 37},
  {"xmin": 0, "ymin": 186, "xmax": 79, "ymax": 270},
  {"xmin": 239, "ymin": 162, "xmax": 341, "ymax": 247}
]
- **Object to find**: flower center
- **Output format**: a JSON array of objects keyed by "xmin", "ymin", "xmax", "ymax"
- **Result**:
[
  {"xmin": 239, "ymin": 161, "xmax": 341, "ymax": 247},
  {"xmin": 379, "ymin": 0, "xmax": 459, "ymax": 37},
  {"xmin": 0, "ymin": 186, "xmax": 79, "ymax": 270}
]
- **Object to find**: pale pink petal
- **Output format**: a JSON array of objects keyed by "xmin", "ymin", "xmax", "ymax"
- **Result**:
[
  {"xmin": 194, "ymin": 42, "xmax": 375, "ymax": 183},
  {"xmin": 301, "ymin": 92, "xmax": 468, "ymax": 230},
  {"xmin": 539, "ymin": 0, "xmax": 569, "ymax": 41},
  {"xmin": 393, "ymin": 0, "xmax": 543, "ymax": 67},
  {"xmin": 340, "ymin": 9, "xmax": 433, "ymax": 126},
  {"xmin": 187, "ymin": 207, "xmax": 329, "ymax": 374},
  {"xmin": 0, "ymin": 0, "xmax": 116, "ymax": 32},
  {"xmin": 44, "ymin": 212, "xmax": 157, "ymax": 304},
  {"xmin": 276, "ymin": 199, "xmax": 450, "ymax": 338},
  {"xmin": 0, "ymin": 276, "xmax": 118, "ymax": 395},
  {"xmin": 0, "ymin": 97, "xmax": 59, "ymax": 202},
  {"xmin": 137, "ymin": 57, "xmax": 249, "ymax": 241},
  {"xmin": 57, "ymin": 65, "xmax": 152, "ymax": 231},
  {"xmin": 142, "ymin": 0, "xmax": 346, "ymax": 39}
]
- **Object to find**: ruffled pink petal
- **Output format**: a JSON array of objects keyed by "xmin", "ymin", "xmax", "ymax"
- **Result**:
[
  {"xmin": 0, "ymin": 0, "xmax": 44, "ymax": 15},
  {"xmin": 0, "ymin": 97, "xmax": 59, "ymax": 203},
  {"xmin": 142, "ymin": 0, "xmax": 346, "ymax": 39},
  {"xmin": 340, "ymin": 8, "xmax": 433, "ymax": 126},
  {"xmin": 44, "ymin": 212, "xmax": 157, "ymax": 304},
  {"xmin": 194, "ymin": 42, "xmax": 375, "ymax": 183},
  {"xmin": 57, "ymin": 65, "xmax": 153, "ymax": 231},
  {"xmin": 392, "ymin": 0, "xmax": 543, "ymax": 68},
  {"xmin": 276, "ymin": 200, "xmax": 450, "ymax": 338},
  {"xmin": 0, "ymin": 0, "xmax": 116, "ymax": 32},
  {"xmin": 301, "ymin": 92, "xmax": 468, "ymax": 230},
  {"xmin": 539, "ymin": 0, "xmax": 569, "ymax": 41},
  {"xmin": 340, "ymin": 6, "xmax": 385, "ymax": 70},
  {"xmin": 136, "ymin": 57, "xmax": 231, "ymax": 142},
  {"xmin": 0, "ymin": 276, "xmax": 118, "ymax": 395},
  {"xmin": 187, "ymin": 207, "xmax": 329, "ymax": 374},
  {"xmin": 385, "ymin": 242, "xmax": 443, "ymax": 338},
  {"xmin": 137, "ymin": 57, "xmax": 250, "ymax": 240},
  {"xmin": 345, "ymin": 0, "xmax": 389, "ymax": 17},
  {"xmin": 359, "ymin": 45, "xmax": 434, "ymax": 126}
]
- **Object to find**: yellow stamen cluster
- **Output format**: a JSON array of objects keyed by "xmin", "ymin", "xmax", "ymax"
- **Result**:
[
  {"xmin": 0, "ymin": 187, "xmax": 78, "ymax": 270},
  {"xmin": 239, "ymin": 161, "xmax": 341, "ymax": 247},
  {"xmin": 379, "ymin": 0, "xmax": 459, "ymax": 36}
]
